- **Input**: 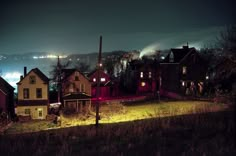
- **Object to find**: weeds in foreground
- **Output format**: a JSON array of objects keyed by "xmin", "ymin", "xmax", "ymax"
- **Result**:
[{"xmin": 0, "ymin": 110, "xmax": 235, "ymax": 156}]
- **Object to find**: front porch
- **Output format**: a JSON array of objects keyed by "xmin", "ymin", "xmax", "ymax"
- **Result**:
[{"xmin": 63, "ymin": 93, "xmax": 91, "ymax": 114}]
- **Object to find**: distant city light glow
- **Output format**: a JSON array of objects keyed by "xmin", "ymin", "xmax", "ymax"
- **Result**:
[
  {"xmin": 2, "ymin": 72, "xmax": 21, "ymax": 90},
  {"xmin": 33, "ymin": 55, "xmax": 67, "ymax": 59}
]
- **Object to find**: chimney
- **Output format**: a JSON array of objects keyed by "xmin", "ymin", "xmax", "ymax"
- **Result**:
[
  {"xmin": 20, "ymin": 75, "xmax": 23, "ymax": 80},
  {"xmin": 24, "ymin": 67, "xmax": 27, "ymax": 77}
]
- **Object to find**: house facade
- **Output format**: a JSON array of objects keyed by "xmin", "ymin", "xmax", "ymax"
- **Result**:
[
  {"xmin": 17, "ymin": 68, "xmax": 49, "ymax": 119},
  {"xmin": 87, "ymin": 69, "xmax": 112, "ymax": 98},
  {"xmin": 61, "ymin": 69, "xmax": 91, "ymax": 113},
  {"xmin": 0, "ymin": 76, "xmax": 15, "ymax": 118},
  {"xmin": 161, "ymin": 46, "xmax": 208, "ymax": 96},
  {"xmin": 127, "ymin": 58, "xmax": 161, "ymax": 95}
]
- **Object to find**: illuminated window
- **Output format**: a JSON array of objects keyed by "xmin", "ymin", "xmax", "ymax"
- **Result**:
[
  {"xmin": 182, "ymin": 81, "xmax": 185, "ymax": 87},
  {"xmin": 23, "ymin": 88, "xmax": 29, "ymax": 99},
  {"xmin": 93, "ymin": 78, "xmax": 96, "ymax": 82},
  {"xmin": 29, "ymin": 75, "xmax": 36, "ymax": 84},
  {"xmin": 182, "ymin": 66, "xmax": 187, "ymax": 74},
  {"xmin": 101, "ymin": 78, "xmax": 106, "ymax": 82},
  {"xmin": 148, "ymin": 72, "xmax": 152, "ymax": 78},
  {"xmin": 25, "ymin": 109, "xmax": 30, "ymax": 115},
  {"xmin": 140, "ymin": 72, "xmax": 143, "ymax": 78},
  {"xmin": 141, "ymin": 82, "xmax": 146, "ymax": 87},
  {"xmin": 38, "ymin": 109, "xmax": 43, "ymax": 117},
  {"xmin": 36, "ymin": 88, "xmax": 42, "ymax": 98}
]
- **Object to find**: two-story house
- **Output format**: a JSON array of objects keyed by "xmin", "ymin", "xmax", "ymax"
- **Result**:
[
  {"xmin": 128, "ymin": 58, "xmax": 161, "ymax": 95},
  {"xmin": 87, "ymin": 69, "xmax": 112, "ymax": 98},
  {"xmin": 0, "ymin": 76, "xmax": 15, "ymax": 118},
  {"xmin": 16, "ymin": 67, "xmax": 49, "ymax": 119},
  {"xmin": 161, "ymin": 45, "xmax": 208, "ymax": 96},
  {"xmin": 61, "ymin": 69, "xmax": 91, "ymax": 113}
]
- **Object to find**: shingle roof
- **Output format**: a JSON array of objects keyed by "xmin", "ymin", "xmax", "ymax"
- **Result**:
[
  {"xmin": 17, "ymin": 68, "xmax": 49, "ymax": 84},
  {"xmin": 0, "ymin": 76, "xmax": 14, "ymax": 94},
  {"xmin": 61, "ymin": 68, "xmax": 89, "ymax": 81},
  {"xmin": 163, "ymin": 46, "xmax": 196, "ymax": 63},
  {"xmin": 63, "ymin": 93, "xmax": 91, "ymax": 100},
  {"xmin": 32, "ymin": 68, "xmax": 49, "ymax": 83}
]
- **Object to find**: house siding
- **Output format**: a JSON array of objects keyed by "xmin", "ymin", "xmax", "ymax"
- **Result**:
[
  {"xmin": 17, "ymin": 69, "xmax": 49, "ymax": 119},
  {"xmin": 0, "ymin": 91, "xmax": 7, "ymax": 112},
  {"xmin": 16, "ymin": 105, "xmax": 48, "ymax": 119}
]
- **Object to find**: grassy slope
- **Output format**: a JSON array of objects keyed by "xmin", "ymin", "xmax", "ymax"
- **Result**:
[
  {"xmin": 0, "ymin": 111, "xmax": 235, "ymax": 155},
  {"xmin": 5, "ymin": 101, "xmax": 229, "ymax": 135},
  {"xmin": 0, "ymin": 105, "xmax": 235, "ymax": 155}
]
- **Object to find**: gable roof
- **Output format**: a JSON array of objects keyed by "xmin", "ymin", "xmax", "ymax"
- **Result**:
[
  {"xmin": 0, "ymin": 76, "xmax": 15, "ymax": 95},
  {"xmin": 129, "ymin": 58, "xmax": 160, "ymax": 70},
  {"xmin": 163, "ymin": 46, "xmax": 196, "ymax": 63},
  {"xmin": 63, "ymin": 92, "xmax": 91, "ymax": 100},
  {"xmin": 87, "ymin": 69, "xmax": 110, "ymax": 78},
  {"xmin": 87, "ymin": 69, "xmax": 97, "ymax": 77},
  {"xmin": 17, "ymin": 68, "xmax": 49, "ymax": 84},
  {"xmin": 61, "ymin": 68, "xmax": 89, "ymax": 81},
  {"xmin": 32, "ymin": 68, "xmax": 49, "ymax": 82}
]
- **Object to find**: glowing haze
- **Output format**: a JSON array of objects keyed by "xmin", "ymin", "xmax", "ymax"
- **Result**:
[{"xmin": 139, "ymin": 42, "xmax": 161, "ymax": 58}]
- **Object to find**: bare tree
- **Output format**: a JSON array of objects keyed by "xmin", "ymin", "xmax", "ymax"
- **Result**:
[
  {"xmin": 216, "ymin": 25, "xmax": 236, "ymax": 59},
  {"xmin": 50, "ymin": 57, "xmax": 71, "ymax": 90},
  {"xmin": 75, "ymin": 62, "xmax": 90, "ymax": 73}
]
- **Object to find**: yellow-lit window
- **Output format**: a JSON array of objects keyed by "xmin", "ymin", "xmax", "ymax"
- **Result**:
[
  {"xmin": 25, "ymin": 109, "xmax": 30, "ymax": 115},
  {"xmin": 141, "ymin": 82, "xmax": 146, "ymax": 87}
]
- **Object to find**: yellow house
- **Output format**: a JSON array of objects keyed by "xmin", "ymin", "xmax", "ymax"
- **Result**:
[
  {"xmin": 61, "ymin": 69, "xmax": 91, "ymax": 113},
  {"xmin": 16, "ymin": 68, "xmax": 49, "ymax": 119}
]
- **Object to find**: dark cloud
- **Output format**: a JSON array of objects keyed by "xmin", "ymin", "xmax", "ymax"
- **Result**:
[{"xmin": 0, "ymin": 0, "xmax": 235, "ymax": 54}]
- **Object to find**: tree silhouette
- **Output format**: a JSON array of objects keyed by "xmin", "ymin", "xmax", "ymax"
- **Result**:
[{"xmin": 217, "ymin": 25, "xmax": 236, "ymax": 59}]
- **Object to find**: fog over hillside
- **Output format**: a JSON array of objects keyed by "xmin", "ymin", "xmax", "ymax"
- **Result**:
[{"xmin": 0, "ymin": 51, "xmax": 128, "ymax": 89}]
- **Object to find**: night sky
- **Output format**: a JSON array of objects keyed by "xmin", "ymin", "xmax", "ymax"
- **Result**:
[{"xmin": 0, "ymin": 0, "xmax": 235, "ymax": 54}]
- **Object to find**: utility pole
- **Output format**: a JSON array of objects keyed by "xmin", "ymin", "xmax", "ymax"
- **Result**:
[
  {"xmin": 96, "ymin": 36, "xmax": 102, "ymax": 128},
  {"xmin": 57, "ymin": 56, "xmax": 62, "ymax": 104}
]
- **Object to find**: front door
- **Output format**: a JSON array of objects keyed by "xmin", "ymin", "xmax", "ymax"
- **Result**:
[{"xmin": 38, "ymin": 108, "xmax": 43, "ymax": 119}]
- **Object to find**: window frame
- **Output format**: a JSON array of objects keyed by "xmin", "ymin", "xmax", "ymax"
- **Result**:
[
  {"xmin": 36, "ymin": 88, "xmax": 42, "ymax": 98},
  {"xmin": 29, "ymin": 75, "xmax": 36, "ymax": 84},
  {"xmin": 23, "ymin": 88, "xmax": 29, "ymax": 99}
]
